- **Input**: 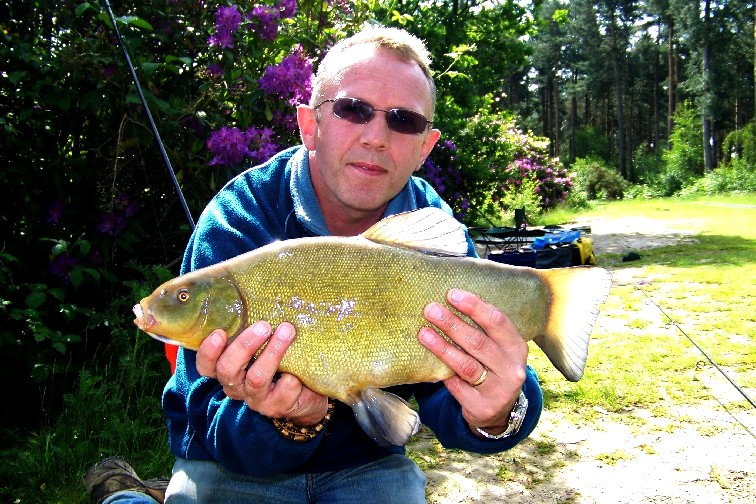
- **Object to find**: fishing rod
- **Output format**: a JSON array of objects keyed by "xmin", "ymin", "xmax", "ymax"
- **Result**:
[
  {"xmin": 635, "ymin": 285, "xmax": 756, "ymax": 410},
  {"xmin": 103, "ymin": 0, "xmax": 195, "ymax": 231}
]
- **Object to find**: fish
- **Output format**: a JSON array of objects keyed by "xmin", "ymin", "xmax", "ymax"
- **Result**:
[{"xmin": 133, "ymin": 207, "xmax": 612, "ymax": 446}]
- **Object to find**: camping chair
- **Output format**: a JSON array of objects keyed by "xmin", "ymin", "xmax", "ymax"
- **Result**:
[{"xmin": 471, "ymin": 208, "xmax": 527, "ymax": 255}]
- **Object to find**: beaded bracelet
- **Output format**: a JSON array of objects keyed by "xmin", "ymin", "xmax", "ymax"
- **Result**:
[{"xmin": 271, "ymin": 400, "xmax": 334, "ymax": 442}]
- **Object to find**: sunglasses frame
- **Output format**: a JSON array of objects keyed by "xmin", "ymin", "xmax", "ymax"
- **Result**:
[{"xmin": 315, "ymin": 97, "xmax": 433, "ymax": 135}]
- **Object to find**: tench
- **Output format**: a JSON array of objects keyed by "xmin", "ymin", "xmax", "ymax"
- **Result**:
[{"xmin": 134, "ymin": 208, "xmax": 612, "ymax": 446}]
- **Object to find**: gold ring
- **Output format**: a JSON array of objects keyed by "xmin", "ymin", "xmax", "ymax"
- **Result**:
[{"xmin": 471, "ymin": 368, "xmax": 488, "ymax": 387}]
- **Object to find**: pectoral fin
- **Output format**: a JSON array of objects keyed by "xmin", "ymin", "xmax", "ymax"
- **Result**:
[{"xmin": 351, "ymin": 388, "xmax": 421, "ymax": 447}]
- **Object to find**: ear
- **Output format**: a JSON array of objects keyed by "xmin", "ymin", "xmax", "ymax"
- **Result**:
[
  {"xmin": 297, "ymin": 105, "xmax": 318, "ymax": 150},
  {"xmin": 416, "ymin": 128, "xmax": 442, "ymax": 171}
]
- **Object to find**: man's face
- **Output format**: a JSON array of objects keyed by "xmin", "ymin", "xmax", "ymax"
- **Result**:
[{"xmin": 298, "ymin": 47, "xmax": 441, "ymax": 228}]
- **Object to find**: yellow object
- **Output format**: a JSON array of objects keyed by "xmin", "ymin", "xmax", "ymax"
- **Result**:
[{"xmin": 572, "ymin": 237, "xmax": 597, "ymax": 265}]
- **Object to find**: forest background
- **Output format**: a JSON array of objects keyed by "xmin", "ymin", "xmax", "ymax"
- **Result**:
[{"xmin": 1, "ymin": 0, "xmax": 754, "ymax": 501}]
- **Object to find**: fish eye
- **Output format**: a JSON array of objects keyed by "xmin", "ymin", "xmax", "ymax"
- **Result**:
[{"xmin": 177, "ymin": 289, "xmax": 190, "ymax": 303}]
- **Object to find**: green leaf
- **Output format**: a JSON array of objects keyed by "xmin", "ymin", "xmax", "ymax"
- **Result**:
[
  {"xmin": 165, "ymin": 55, "xmax": 192, "ymax": 66},
  {"xmin": 25, "ymin": 291, "xmax": 47, "ymax": 309},
  {"xmin": 117, "ymin": 16, "xmax": 153, "ymax": 31},
  {"xmin": 75, "ymin": 2, "xmax": 93, "ymax": 16},
  {"xmin": 52, "ymin": 243, "xmax": 67, "ymax": 256},
  {"xmin": 97, "ymin": 11, "xmax": 113, "ymax": 29},
  {"xmin": 8, "ymin": 71, "xmax": 27, "ymax": 85},
  {"xmin": 69, "ymin": 269, "xmax": 84, "ymax": 288},
  {"xmin": 48, "ymin": 288, "xmax": 67, "ymax": 301},
  {"xmin": 140, "ymin": 62, "xmax": 161, "ymax": 75},
  {"xmin": 83, "ymin": 268, "xmax": 101, "ymax": 282},
  {"xmin": 77, "ymin": 240, "xmax": 91, "ymax": 255}
]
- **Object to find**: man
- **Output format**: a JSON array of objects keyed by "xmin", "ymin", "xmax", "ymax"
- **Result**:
[{"xmin": 87, "ymin": 25, "xmax": 542, "ymax": 504}]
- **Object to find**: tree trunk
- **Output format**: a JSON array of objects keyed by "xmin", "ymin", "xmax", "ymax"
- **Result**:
[
  {"xmin": 553, "ymin": 77, "xmax": 560, "ymax": 157},
  {"xmin": 702, "ymin": 0, "xmax": 714, "ymax": 173},
  {"xmin": 570, "ymin": 73, "xmax": 578, "ymax": 162},
  {"xmin": 667, "ymin": 20, "xmax": 676, "ymax": 144},
  {"xmin": 609, "ymin": 10, "xmax": 627, "ymax": 178},
  {"xmin": 653, "ymin": 25, "xmax": 660, "ymax": 151}
]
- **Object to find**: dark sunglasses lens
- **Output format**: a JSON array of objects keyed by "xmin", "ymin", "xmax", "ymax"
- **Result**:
[
  {"xmin": 387, "ymin": 110, "xmax": 427, "ymax": 134},
  {"xmin": 332, "ymin": 99, "xmax": 373, "ymax": 124}
]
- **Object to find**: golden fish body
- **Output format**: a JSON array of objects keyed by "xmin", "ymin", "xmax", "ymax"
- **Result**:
[{"xmin": 134, "ymin": 208, "xmax": 612, "ymax": 445}]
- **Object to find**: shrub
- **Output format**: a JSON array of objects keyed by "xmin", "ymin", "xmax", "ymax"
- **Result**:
[
  {"xmin": 496, "ymin": 176, "xmax": 542, "ymax": 227},
  {"xmin": 678, "ymin": 158, "xmax": 756, "ymax": 196},
  {"xmin": 572, "ymin": 157, "xmax": 626, "ymax": 200},
  {"xmin": 722, "ymin": 120, "xmax": 756, "ymax": 166},
  {"xmin": 633, "ymin": 143, "xmax": 666, "ymax": 185},
  {"xmin": 661, "ymin": 101, "xmax": 703, "ymax": 194},
  {"xmin": 419, "ymin": 140, "xmax": 471, "ymax": 220}
]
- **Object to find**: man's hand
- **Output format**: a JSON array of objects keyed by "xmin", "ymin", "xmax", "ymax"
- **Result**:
[
  {"xmin": 195, "ymin": 321, "xmax": 329, "ymax": 427},
  {"xmin": 419, "ymin": 289, "xmax": 528, "ymax": 437}
]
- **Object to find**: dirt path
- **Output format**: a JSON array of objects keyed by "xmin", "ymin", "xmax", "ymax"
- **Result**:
[{"xmin": 410, "ymin": 216, "xmax": 756, "ymax": 504}]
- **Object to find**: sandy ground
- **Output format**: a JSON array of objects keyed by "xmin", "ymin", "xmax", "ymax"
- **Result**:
[{"xmin": 411, "ymin": 216, "xmax": 755, "ymax": 504}]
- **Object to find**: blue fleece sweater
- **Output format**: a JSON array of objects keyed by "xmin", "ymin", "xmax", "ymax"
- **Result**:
[{"xmin": 162, "ymin": 146, "xmax": 543, "ymax": 477}]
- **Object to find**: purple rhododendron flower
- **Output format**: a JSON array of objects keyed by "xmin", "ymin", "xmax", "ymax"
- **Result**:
[
  {"xmin": 259, "ymin": 46, "xmax": 313, "ymax": 106},
  {"xmin": 207, "ymin": 126, "xmax": 252, "ymax": 167},
  {"xmin": 102, "ymin": 64, "xmax": 117, "ymax": 79},
  {"xmin": 45, "ymin": 200, "xmax": 66, "ymax": 226},
  {"xmin": 248, "ymin": 5, "xmax": 280, "ymax": 41},
  {"xmin": 97, "ymin": 212, "xmax": 127, "ymax": 236},
  {"xmin": 50, "ymin": 253, "xmax": 79, "ymax": 283},
  {"xmin": 208, "ymin": 5, "xmax": 242, "ymax": 48},
  {"xmin": 278, "ymin": 0, "xmax": 297, "ymax": 18},
  {"xmin": 116, "ymin": 195, "xmax": 139, "ymax": 218},
  {"xmin": 246, "ymin": 126, "xmax": 280, "ymax": 164},
  {"xmin": 207, "ymin": 64, "xmax": 223, "ymax": 78}
]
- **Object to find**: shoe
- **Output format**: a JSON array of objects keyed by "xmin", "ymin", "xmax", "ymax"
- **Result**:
[{"xmin": 82, "ymin": 456, "xmax": 168, "ymax": 504}]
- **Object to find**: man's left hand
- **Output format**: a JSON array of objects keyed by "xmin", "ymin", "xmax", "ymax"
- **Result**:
[{"xmin": 419, "ymin": 289, "xmax": 528, "ymax": 437}]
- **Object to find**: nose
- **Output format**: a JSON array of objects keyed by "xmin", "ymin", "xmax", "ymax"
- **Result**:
[{"xmin": 359, "ymin": 111, "xmax": 390, "ymax": 150}]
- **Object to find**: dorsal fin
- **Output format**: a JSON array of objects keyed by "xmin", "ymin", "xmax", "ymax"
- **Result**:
[{"xmin": 361, "ymin": 208, "xmax": 469, "ymax": 257}]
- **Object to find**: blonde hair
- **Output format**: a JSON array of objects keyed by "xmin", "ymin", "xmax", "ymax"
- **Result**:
[{"xmin": 310, "ymin": 26, "xmax": 436, "ymax": 116}]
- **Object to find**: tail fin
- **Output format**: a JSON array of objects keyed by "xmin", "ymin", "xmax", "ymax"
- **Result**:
[{"xmin": 533, "ymin": 266, "xmax": 612, "ymax": 381}]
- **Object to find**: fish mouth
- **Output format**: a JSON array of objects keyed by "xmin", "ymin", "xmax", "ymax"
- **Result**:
[{"xmin": 133, "ymin": 303, "xmax": 157, "ymax": 332}]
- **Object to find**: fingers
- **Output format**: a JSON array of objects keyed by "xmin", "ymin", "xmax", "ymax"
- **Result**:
[
  {"xmin": 195, "ymin": 330, "xmax": 228, "ymax": 379},
  {"xmin": 419, "ymin": 289, "xmax": 528, "ymax": 428},
  {"xmin": 196, "ymin": 321, "xmax": 329, "ymax": 424}
]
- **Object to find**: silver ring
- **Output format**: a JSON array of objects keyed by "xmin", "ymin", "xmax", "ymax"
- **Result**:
[{"xmin": 471, "ymin": 368, "xmax": 488, "ymax": 387}]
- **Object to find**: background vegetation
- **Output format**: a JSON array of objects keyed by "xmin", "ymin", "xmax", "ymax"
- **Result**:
[{"xmin": 1, "ymin": 0, "xmax": 754, "ymax": 501}]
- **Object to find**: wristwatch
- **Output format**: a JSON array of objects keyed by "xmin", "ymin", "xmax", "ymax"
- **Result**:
[{"xmin": 475, "ymin": 390, "xmax": 529, "ymax": 440}]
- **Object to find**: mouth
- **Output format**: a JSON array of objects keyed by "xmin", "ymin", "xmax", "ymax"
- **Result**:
[
  {"xmin": 349, "ymin": 162, "xmax": 386, "ymax": 176},
  {"xmin": 133, "ymin": 303, "xmax": 157, "ymax": 332}
]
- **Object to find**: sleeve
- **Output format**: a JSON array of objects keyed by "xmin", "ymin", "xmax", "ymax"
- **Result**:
[
  {"xmin": 414, "ymin": 366, "xmax": 543, "ymax": 454},
  {"xmin": 164, "ymin": 346, "xmax": 326, "ymax": 476},
  {"xmin": 162, "ymin": 164, "xmax": 327, "ymax": 477}
]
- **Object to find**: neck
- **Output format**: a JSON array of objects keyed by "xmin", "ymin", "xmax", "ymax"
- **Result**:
[{"xmin": 323, "ymin": 206, "xmax": 386, "ymax": 237}]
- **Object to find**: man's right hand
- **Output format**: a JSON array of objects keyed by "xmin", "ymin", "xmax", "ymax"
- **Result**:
[{"xmin": 195, "ymin": 321, "xmax": 329, "ymax": 427}]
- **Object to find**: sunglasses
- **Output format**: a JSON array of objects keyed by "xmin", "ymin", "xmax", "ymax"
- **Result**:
[{"xmin": 315, "ymin": 97, "xmax": 433, "ymax": 135}]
